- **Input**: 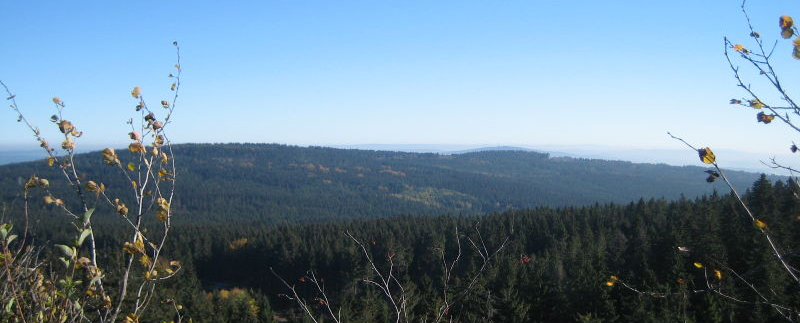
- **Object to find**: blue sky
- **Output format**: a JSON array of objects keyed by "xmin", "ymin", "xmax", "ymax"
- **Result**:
[{"xmin": 1, "ymin": 1, "xmax": 799, "ymax": 162}]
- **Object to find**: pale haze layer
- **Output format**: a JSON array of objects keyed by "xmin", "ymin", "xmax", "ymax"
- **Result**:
[{"xmin": 1, "ymin": 1, "xmax": 799, "ymax": 168}]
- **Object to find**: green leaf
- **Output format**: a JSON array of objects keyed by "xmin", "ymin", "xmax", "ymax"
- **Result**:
[
  {"xmin": 54, "ymin": 244, "xmax": 75, "ymax": 259},
  {"xmin": 82, "ymin": 208, "xmax": 95, "ymax": 224},
  {"xmin": 77, "ymin": 229, "xmax": 91, "ymax": 247},
  {"xmin": 89, "ymin": 274, "xmax": 104, "ymax": 287},
  {"xmin": 59, "ymin": 257, "xmax": 70, "ymax": 269},
  {"xmin": 4, "ymin": 297, "xmax": 13, "ymax": 314}
]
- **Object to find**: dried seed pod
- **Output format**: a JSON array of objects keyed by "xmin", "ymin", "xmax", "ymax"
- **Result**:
[
  {"xmin": 128, "ymin": 142, "xmax": 145, "ymax": 153},
  {"xmin": 85, "ymin": 180, "xmax": 98, "ymax": 192},
  {"xmin": 62, "ymin": 137, "xmax": 75, "ymax": 150},
  {"xmin": 102, "ymin": 148, "xmax": 119, "ymax": 165},
  {"xmin": 58, "ymin": 120, "xmax": 74, "ymax": 134}
]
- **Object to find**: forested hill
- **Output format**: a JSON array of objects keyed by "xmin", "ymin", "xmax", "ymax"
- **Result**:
[{"xmin": 0, "ymin": 143, "xmax": 768, "ymax": 222}]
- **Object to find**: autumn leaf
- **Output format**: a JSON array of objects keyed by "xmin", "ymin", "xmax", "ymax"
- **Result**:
[
  {"xmin": 85, "ymin": 181, "xmax": 98, "ymax": 192},
  {"xmin": 780, "ymin": 15, "xmax": 794, "ymax": 30},
  {"xmin": 131, "ymin": 86, "xmax": 142, "ymax": 98},
  {"xmin": 714, "ymin": 270, "xmax": 723, "ymax": 279},
  {"xmin": 102, "ymin": 148, "xmax": 119, "ymax": 165},
  {"xmin": 58, "ymin": 120, "xmax": 74, "ymax": 134},
  {"xmin": 755, "ymin": 219, "xmax": 767, "ymax": 229},
  {"xmin": 128, "ymin": 142, "xmax": 144, "ymax": 153},
  {"xmin": 127, "ymin": 162, "xmax": 136, "ymax": 171},
  {"xmin": 749, "ymin": 98, "xmax": 764, "ymax": 109},
  {"xmin": 52, "ymin": 97, "xmax": 63, "ymax": 105},
  {"xmin": 693, "ymin": 262, "xmax": 703, "ymax": 269},
  {"xmin": 47, "ymin": 157, "xmax": 55, "ymax": 167},
  {"xmin": 733, "ymin": 44, "xmax": 749, "ymax": 54},
  {"xmin": 757, "ymin": 112, "xmax": 776, "ymax": 124},
  {"xmin": 154, "ymin": 135, "xmax": 164, "ymax": 147},
  {"xmin": 782, "ymin": 28, "xmax": 794, "ymax": 39},
  {"xmin": 698, "ymin": 148, "xmax": 715, "ymax": 164},
  {"xmin": 116, "ymin": 201, "xmax": 128, "ymax": 216}
]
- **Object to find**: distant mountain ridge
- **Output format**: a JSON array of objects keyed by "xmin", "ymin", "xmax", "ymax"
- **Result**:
[{"xmin": 0, "ymin": 143, "xmax": 776, "ymax": 223}]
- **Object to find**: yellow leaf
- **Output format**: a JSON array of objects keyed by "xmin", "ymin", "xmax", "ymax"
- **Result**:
[
  {"xmin": 156, "ymin": 210, "xmax": 168, "ymax": 222},
  {"xmin": 139, "ymin": 254, "xmax": 151, "ymax": 268},
  {"xmin": 750, "ymin": 98, "xmax": 764, "ymax": 109},
  {"xmin": 698, "ymin": 148, "xmax": 716, "ymax": 164},
  {"xmin": 714, "ymin": 269, "xmax": 723, "ymax": 279},
  {"xmin": 604, "ymin": 281, "xmax": 615, "ymax": 287},
  {"xmin": 122, "ymin": 242, "xmax": 138, "ymax": 255},
  {"xmin": 780, "ymin": 15, "xmax": 794, "ymax": 30},
  {"xmin": 693, "ymin": 262, "xmax": 703, "ymax": 268},
  {"xmin": 733, "ymin": 44, "xmax": 748, "ymax": 54},
  {"xmin": 755, "ymin": 219, "xmax": 767, "ymax": 229},
  {"xmin": 127, "ymin": 162, "xmax": 135, "ymax": 171},
  {"xmin": 132, "ymin": 181, "xmax": 137, "ymax": 189},
  {"xmin": 134, "ymin": 232, "xmax": 145, "ymax": 251},
  {"xmin": 47, "ymin": 157, "xmax": 55, "ymax": 167}
]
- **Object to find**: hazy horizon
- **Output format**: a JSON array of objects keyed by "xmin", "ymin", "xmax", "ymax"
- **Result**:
[{"xmin": 2, "ymin": 141, "xmax": 795, "ymax": 174}]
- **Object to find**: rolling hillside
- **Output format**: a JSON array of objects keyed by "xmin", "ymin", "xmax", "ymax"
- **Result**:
[{"xmin": 0, "ymin": 143, "xmax": 771, "ymax": 222}]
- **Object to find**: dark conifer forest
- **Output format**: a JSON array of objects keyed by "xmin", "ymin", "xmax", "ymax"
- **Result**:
[{"xmin": 1, "ymin": 145, "xmax": 797, "ymax": 322}]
